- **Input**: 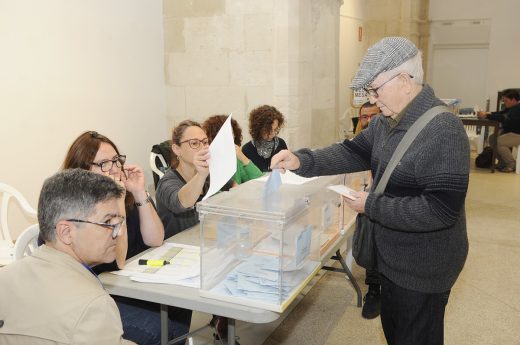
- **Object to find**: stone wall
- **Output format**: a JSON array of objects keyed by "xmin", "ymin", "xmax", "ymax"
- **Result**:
[{"xmin": 163, "ymin": 0, "xmax": 341, "ymax": 149}]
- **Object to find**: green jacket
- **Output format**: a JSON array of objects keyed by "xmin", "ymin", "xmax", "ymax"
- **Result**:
[{"xmin": 234, "ymin": 159, "xmax": 263, "ymax": 184}]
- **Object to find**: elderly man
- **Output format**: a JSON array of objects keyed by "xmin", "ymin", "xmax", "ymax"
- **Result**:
[
  {"xmin": 0, "ymin": 169, "xmax": 136, "ymax": 344},
  {"xmin": 272, "ymin": 37, "xmax": 469, "ymax": 345}
]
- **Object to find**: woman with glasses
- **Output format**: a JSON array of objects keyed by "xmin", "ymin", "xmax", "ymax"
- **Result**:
[
  {"xmin": 63, "ymin": 131, "xmax": 190, "ymax": 345},
  {"xmin": 242, "ymin": 105, "xmax": 287, "ymax": 172},
  {"xmin": 156, "ymin": 120, "xmax": 210, "ymax": 239}
]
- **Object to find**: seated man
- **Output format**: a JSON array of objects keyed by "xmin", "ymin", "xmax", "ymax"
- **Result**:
[
  {"xmin": 0, "ymin": 169, "xmax": 136, "ymax": 344},
  {"xmin": 477, "ymin": 88, "xmax": 520, "ymax": 172}
]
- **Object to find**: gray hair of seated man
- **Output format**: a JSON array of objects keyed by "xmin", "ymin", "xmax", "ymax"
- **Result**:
[{"xmin": 38, "ymin": 168, "xmax": 125, "ymax": 243}]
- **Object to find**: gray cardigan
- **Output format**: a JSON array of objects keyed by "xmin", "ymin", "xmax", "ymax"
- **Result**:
[{"xmin": 294, "ymin": 85, "xmax": 469, "ymax": 293}]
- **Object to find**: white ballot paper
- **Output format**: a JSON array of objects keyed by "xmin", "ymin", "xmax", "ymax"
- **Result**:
[
  {"xmin": 256, "ymin": 170, "xmax": 317, "ymax": 185},
  {"xmin": 203, "ymin": 113, "xmax": 237, "ymax": 200},
  {"xmin": 111, "ymin": 243, "xmax": 200, "ymax": 288}
]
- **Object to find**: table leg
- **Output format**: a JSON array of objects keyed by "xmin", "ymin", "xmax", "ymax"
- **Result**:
[
  {"xmin": 161, "ymin": 304, "xmax": 168, "ymax": 345},
  {"xmin": 227, "ymin": 318, "xmax": 236, "ymax": 345},
  {"xmin": 322, "ymin": 250, "xmax": 362, "ymax": 307}
]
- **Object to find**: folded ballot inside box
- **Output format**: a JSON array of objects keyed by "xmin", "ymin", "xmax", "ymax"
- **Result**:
[{"xmin": 196, "ymin": 174, "xmax": 343, "ymax": 313}]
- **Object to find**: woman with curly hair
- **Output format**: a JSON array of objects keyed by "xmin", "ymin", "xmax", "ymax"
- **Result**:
[
  {"xmin": 242, "ymin": 105, "xmax": 288, "ymax": 172},
  {"xmin": 202, "ymin": 114, "xmax": 263, "ymax": 185}
]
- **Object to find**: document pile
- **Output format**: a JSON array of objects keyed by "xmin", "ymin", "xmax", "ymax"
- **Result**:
[
  {"xmin": 111, "ymin": 243, "xmax": 200, "ymax": 288},
  {"xmin": 210, "ymin": 254, "xmax": 319, "ymax": 306}
]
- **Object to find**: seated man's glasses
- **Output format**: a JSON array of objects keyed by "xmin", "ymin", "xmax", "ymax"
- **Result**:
[
  {"xmin": 363, "ymin": 73, "xmax": 413, "ymax": 98},
  {"xmin": 66, "ymin": 216, "xmax": 126, "ymax": 239},
  {"xmin": 179, "ymin": 138, "xmax": 209, "ymax": 149},
  {"xmin": 91, "ymin": 155, "xmax": 126, "ymax": 172}
]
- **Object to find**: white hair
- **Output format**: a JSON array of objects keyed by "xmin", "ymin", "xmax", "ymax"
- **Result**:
[{"xmin": 379, "ymin": 51, "xmax": 424, "ymax": 85}]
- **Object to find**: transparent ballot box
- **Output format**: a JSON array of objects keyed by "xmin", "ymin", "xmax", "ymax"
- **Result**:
[{"xmin": 197, "ymin": 174, "xmax": 343, "ymax": 312}]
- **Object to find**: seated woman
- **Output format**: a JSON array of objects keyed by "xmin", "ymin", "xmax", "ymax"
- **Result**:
[
  {"xmin": 202, "ymin": 114, "xmax": 263, "ymax": 185},
  {"xmin": 63, "ymin": 131, "xmax": 190, "ymax": 345},
  {"xmin": 242, "ymin": 105, "xmax": 287, "ymax": 172},
  {"xmin": 156, "ymin": 120, "xmax": 210, "ymax": 238}
]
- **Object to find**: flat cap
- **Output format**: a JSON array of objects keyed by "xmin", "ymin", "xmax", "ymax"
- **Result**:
[{"xmin": 350, "ymin": 37, "xmax": 418, "ymax": 90}]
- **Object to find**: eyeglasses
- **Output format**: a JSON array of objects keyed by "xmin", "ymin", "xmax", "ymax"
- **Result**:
[
  {"xmin": 179, "ymin": 138, "xmax": 209, "ymax": 149},
  {"xmin": 363, "ymin": 73, "xmax": 413, "ymax": 98},
  {"xmin": 91, "ymin": 155, "xmax": 126, "ymax": 172},
  {"xmin": 66, "ymin": 216, "xmax": 126, "ymax": 239},
  {"xmin": 360, "ymin": 113, "xmax": 378, "ymax": 121},
  {"xmin": 270, "ymin": 126, "xmax": 280, "ymax": 135}
]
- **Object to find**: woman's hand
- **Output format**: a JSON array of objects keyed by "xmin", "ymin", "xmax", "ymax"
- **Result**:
[
  {"xmin": 120, "ymin": 164, "xmax": 146, "ymax": 197},
  {"xmin": 193, "ymin": 148, "xmax": 210, "ymax": 177},
  {"xmin": 270, "ymin": 149, "xmax": 300, "ymax": 172},
  {"xmin": 235, "ymin": 145, "xmax": 250, "ymax": 165},
  {"xmin": 342, "ymin": 190, "xmax": 368, "ymax": 214}
]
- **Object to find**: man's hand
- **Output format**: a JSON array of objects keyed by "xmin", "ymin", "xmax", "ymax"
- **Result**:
[{"xmin": 270, "ymin": 150, "xmax": 300, "ymax": 173}]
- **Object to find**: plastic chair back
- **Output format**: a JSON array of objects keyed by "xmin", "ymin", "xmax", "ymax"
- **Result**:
[
  {"xmin": 14, "ymin": 224, "xmax": 40, "ymax": 260},
  {"xmin": 0, "ymin": 182, "xmax": 37, "ymax": 244}
]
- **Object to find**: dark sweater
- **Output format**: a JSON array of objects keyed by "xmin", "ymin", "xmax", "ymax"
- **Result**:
[
  {"xmin": 488, "ymin": 103, "xmax": 520, "ymax": 134},
  {"xmin": 156, "ymin": 168, "xmax": 206, "ymax": 238},
  {"xmin": 242, "ymin": 138, "xmax": 288, "ymax": 172},
  {"xmin": 294, "ymin": 85, "xmax": 469, "ymax": 293}
]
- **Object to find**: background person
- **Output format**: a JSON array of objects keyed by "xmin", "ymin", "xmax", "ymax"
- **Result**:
[
  {"xmin": 202, "ymin": 114, "xmax": 263, "ymax": 185},
  {"xmin": 63, "ymin": 131, "xmax": 190, "ymax": 345},
  {"xmin": 271, "ymin": 37, "xmax": 469, "ymax": 345},
  {"xmin": 477, "ymin": 89, "xmax": 520, "ymax": 172},
  {"xmin": 242, "ymin": 105, "xmax": 287, "ymax": 172},
  {"xmin": 0, "ymin": 169, "xmax": 136, "ymax": 344},
  {"xmin": 354, "ymin": 101, "xmax": 383, "ymax": 320}
]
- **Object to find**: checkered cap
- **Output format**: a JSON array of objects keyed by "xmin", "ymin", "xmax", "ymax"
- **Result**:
[{"xmin": 350, "ymin": 37, "xmax": 418, "ymax": 90}]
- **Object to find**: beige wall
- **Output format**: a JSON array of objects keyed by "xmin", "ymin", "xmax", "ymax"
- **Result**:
[
  {"xmin": 163, "ymin": 0, "xmax": 341, "ymax": 149},
  {"xmin": 338, "ymin": 0, "xmax": 429, "ymax": 137},
  {"xmin": 0, "ymin": 0, "xmax": 166, "ymax": 238},
  {"xmin": 429, "ymin": 0, "xmax": 520, "ymax": 109}
]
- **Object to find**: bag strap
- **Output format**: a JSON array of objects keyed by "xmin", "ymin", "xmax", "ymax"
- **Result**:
[{"xmin": 374, "ymin": 105, "xmax": 449, "ymax": 194}]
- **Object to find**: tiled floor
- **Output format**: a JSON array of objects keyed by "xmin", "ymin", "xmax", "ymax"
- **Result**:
[{"xmin": 187, "ymin": 163, "xmax": 520, "ymax": 345}]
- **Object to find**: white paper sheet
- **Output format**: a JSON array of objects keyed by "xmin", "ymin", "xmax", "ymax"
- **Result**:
[
  {"xmin": 203, "ymin": 114, "xmax": 237, "ymax": 200},
  {"xmin": 111, "ymin": 243, "xmax": 200, "ymax": 287},
  {"xmin": 256, "ymin": 170, "xmax": 317, "ymax": 185}
]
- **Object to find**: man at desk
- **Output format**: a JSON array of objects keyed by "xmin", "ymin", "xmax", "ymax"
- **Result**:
[
  {"xmin": 477, "ymin": 89, "xmax": 520, "ymax": 172},
  {"xmin": 0, "ymin": 169, "xmax": 136, "ymax": 344}
]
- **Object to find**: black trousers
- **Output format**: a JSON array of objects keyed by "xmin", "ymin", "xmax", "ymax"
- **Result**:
[
  {"xmin": 365, "ymin": 268, "xmax": 381, "ymax": 286},
  {"xmin": 380, "ymin": 274, "xmax": 450, "ymax": 345}
]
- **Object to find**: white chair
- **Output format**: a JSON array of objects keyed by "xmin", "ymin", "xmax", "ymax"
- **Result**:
[
  {"xmin": 150, "ymin": 152, "xmax": 167, "ymax": 179},
  {"xmin": 13, "ymin": 224, "xmax": 39, "ymax": 260},
  {"xmin": 464, "ymin": 124, "xmax": 486, "ymax": 153},
  {"xmin": 0, "ymin": 182, "xmax": 37, "ymax": 265}
]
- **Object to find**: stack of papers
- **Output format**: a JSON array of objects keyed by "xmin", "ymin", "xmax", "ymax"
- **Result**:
[
  {"xmin": 111, "ymin": 243, "xmax": 200, "ymax": 288},
  {"xmin": 210, "ymin": 255, "xmax": 318, "ymax": 305}
]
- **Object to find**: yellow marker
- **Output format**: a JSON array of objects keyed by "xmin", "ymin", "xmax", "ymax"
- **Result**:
[{"xmin": 138, "ymin": 259, "xmax": 169, "ymax": 267}]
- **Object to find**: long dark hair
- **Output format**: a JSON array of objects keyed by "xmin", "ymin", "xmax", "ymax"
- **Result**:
[{"xmin": 63, "ymin": 131, "xmax": 135, "ymax": 211}]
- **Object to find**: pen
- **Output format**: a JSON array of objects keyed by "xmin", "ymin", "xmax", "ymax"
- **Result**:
[{"xmin": 138, "ymin": 259, "xmax": 169, "ymax": 267}]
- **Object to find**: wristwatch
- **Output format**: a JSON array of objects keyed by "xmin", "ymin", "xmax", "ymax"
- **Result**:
[{"xmin": 135, "ymin": 191, "xmax": 152, "ymax": 207}]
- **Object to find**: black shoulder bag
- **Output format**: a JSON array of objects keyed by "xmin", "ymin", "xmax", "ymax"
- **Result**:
[{"xmin": 352, "ymin": 105, "xmax": 449, "ymax": 270}]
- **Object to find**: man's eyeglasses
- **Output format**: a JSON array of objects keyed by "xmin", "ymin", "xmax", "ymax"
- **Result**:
[
  {"xmin": 360, "ymin": 113, "xmax": 378, "ymax": 121},
  {"xmin": 179, "ymin": 138, "xmax": 209, "ymax": 149},
  {"xmin": 91, "ymin": 155, "xmax": 126, "ymax": 172},
  {"xmin": 66, "ymin": 216, "xmax": 126, "ymax": 239},
  {"xmin": 363, "ymin": 73, "xmax": 413, "ymax": 98}
]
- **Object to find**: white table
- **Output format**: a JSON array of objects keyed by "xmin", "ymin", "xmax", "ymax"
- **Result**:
[{"xmin": 100, "ymin": 213, "xmax": 360, "ymax": 345}]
